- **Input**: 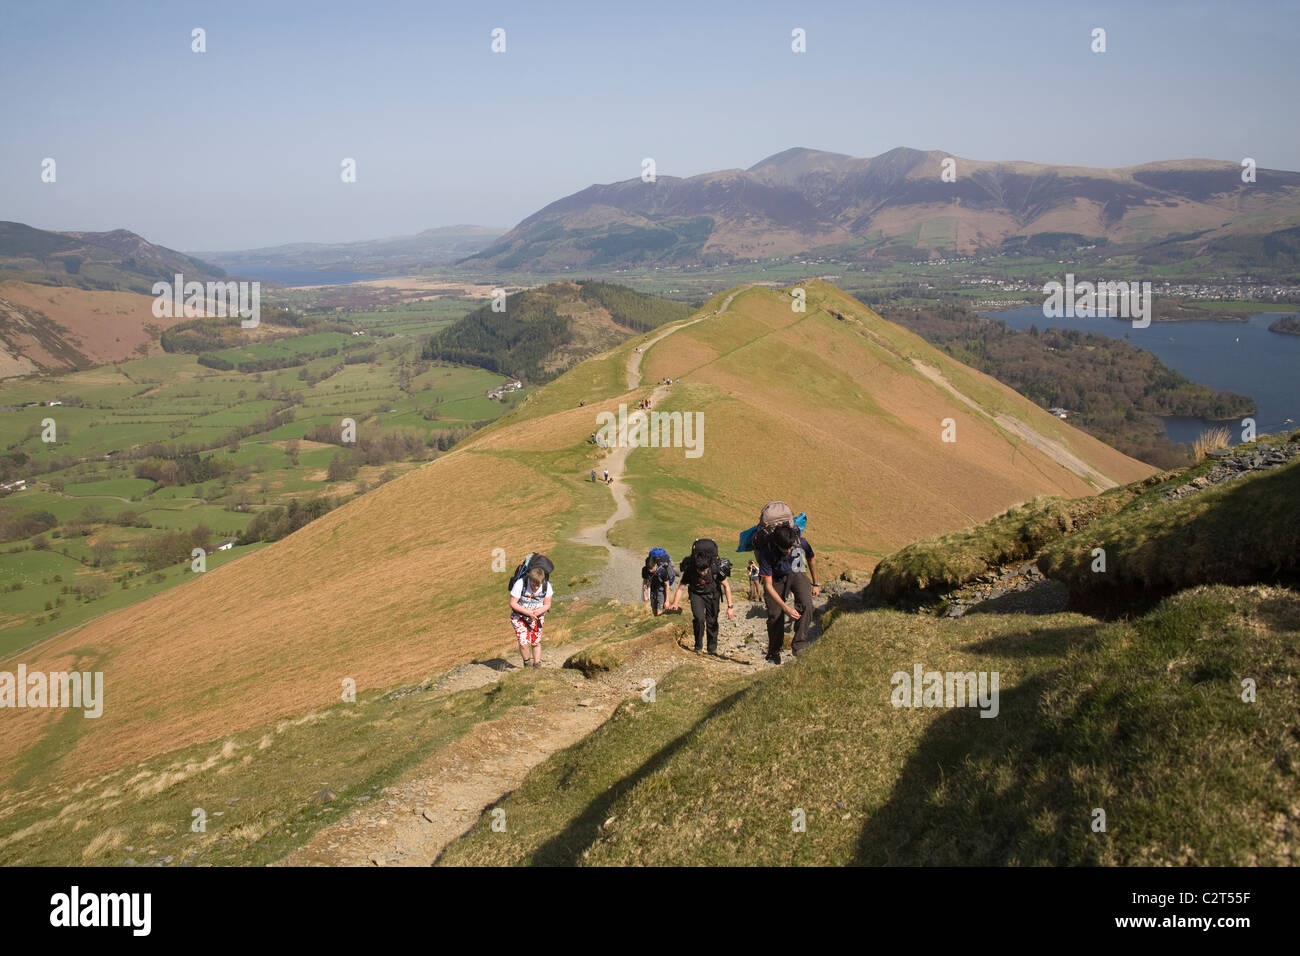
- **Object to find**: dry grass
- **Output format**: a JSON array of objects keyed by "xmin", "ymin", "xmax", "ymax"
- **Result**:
[
  {"xmin": 1193, "ymin": 426, "xmax": 1231, "ymax": 460},
  {"xmin": 0, "ymin": 281, "xmax": 1154, "ymax": 802},
  {"xmin": 442, "ymin": 585, "xmax": 1300, "ymax": 866}
]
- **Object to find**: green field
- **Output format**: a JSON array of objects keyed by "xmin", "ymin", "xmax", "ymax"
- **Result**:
[{"xmin": 0, "ymin": 313, "xmax": 524, "ymax": 658}]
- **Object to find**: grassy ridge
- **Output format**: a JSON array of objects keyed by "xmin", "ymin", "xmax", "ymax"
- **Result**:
[
  {"xmin": 1038, "ymin": 454, "xmax": 1300, "ymax": 608},
  {"xmin": 866, "ymin": 434, "xmax": 1300, "ymax": 610},
  {"xmin": 864, "ymin": 490, "xmax": 1136, "ymax": 604}
]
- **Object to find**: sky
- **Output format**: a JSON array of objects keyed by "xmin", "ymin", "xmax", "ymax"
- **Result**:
[{"xmin": 2, "ymin": 0, "xmax": 1297, "ymax": 252}]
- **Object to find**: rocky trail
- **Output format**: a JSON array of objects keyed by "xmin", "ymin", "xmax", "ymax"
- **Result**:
[{"xmin": 275, "ymin": 287, "xmax": 820, "ymax": 867}]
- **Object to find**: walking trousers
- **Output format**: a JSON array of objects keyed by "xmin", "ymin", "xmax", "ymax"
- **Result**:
[
  {"xmin": 765, "ymin": 571, "xmax": 814, "ymax": 659},
  {"xmin": 688, "ymin": 588, "xmax": 720, "ymax": 653}
]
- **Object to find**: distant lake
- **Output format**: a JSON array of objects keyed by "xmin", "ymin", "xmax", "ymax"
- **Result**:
[
  {"xmin": 981, "ymin": 307, "xmax": 1300, "ymax": 445},
  {"xmin": 240, "ymin": 268, "xmax": 397, "ymax": 287}
]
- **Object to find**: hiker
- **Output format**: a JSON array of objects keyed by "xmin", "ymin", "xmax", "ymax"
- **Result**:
[
  {"xmin": 590, "ymin": 469, "xmax": 597, "ymax": 482},
  {"xmin": 746, "ymin": 559, "xmax": 761, "ymax": 601},
  {"xmin": 603, "ymin": 468, "xmax": 611, "ymax": 484},
  {"xmin": 668, "ymin": 538, "xmax": 735, "ymax": 655},
  {"xmin": 641, "ymin": 549, "xmax": 676, "ymax": 616},
  {"xmin": 509, "ymin": 557, "xmax": 554, "ymax": 668},
  {"xmin": 752, "ymin": 503, "xmax": 820, "ymax": 663}
]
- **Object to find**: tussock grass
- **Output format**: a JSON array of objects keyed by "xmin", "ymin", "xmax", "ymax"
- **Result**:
[
  {"xmin": 1193, "ymin": 426, "xmax": 1231, "ymax": 460},
  {"xmin": 439, "ymin": 585, "xmax": 1300, "ymax": 866},
  {"xmin": 1038, "ymin": 455, "xmax": 1300, "ymax": 609},
  {"xmin": 865, "ymin": 491, "xmax": 1134, "ymax": 604}
]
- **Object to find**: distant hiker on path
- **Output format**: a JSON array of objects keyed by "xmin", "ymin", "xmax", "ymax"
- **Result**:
[
  {"xmin": 509, "ymin": 557, "xmax": 554, "ymax": 669},
  {"xmin": 603, "ymin": 468, "xmax": 611, "ymax": 484},
  {"xmin": 668, "ymin": 538, "xmax": 735, "ymax": 655},
  {"xmin": 746, "ymin": 559, "xmax": 761, "ymax": 601},
  {"xmin": 590, "ymin": 469, "xmax": 597, "ymax": 482},
  {"xmin": 753, "ymin": 503, "xmax": 820, "ymax": 664},
  {"xmin": 642, "ymin": 548, "xmax": 676, "ymax": 616}
]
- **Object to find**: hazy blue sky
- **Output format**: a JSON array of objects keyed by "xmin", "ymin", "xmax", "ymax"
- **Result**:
[{"xmin": 2, "ymin": 0, "xmax": 1296, "ymax": 251}]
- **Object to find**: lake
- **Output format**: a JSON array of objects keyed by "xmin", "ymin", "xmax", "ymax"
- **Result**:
[
  {"xmin": 982, "ymin": 307, "xmax": 1300, "ymax": 445},
  {"xmin": 244, "ymin": 268, "xmax": 397, "ymax": 287}
]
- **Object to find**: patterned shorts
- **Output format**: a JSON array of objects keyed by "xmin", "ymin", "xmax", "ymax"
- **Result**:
[{"xmin": 512, "ymin": 614, "xmax": 543, "ymax": 647}]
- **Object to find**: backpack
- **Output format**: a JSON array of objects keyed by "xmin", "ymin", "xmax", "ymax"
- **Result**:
[
  {"xmin": 509, "ymin": 552, "xmax": 554, "ymax": 595},
  {"xmin": 737, "ymin": 501, "xmax": 808, "ymax": 552},
  {"xmin": 690, "ymin": 538, "xmax": 720, "ymax": 590},
  {"xmin": 648, "ymin": 547, "xmax": 670, "ymax": 562}
]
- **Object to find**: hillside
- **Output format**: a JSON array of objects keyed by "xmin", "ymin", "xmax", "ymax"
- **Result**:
[
  {"xmin": 883, "ymin": 302, "xmax": 1256, "ymax": 468},
  {"xmin": 0, "ymin": 281, "xmax": 188, "ymax": 377},
  {"xmin": 462, "ymin": 147, "xmax": 1300, "ymax": 270},
  {"xmin": 0, "ymin": 221, "xmax": 227, "ymax": 294},
  {"xmin": 437, "ymin": 436, "xmax": 1299, "ymax": 866},
  {"xmin": 421, "ymin": 280, "xmax": 692, "ymax": 382},
  {"xmin": 0, "ymin": 280, "xmax": 1153, "ymax": 809}
]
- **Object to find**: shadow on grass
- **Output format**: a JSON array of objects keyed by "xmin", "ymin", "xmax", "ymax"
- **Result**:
[
  {"xmin": 956, "ymin": 621, "xmax": 1098, "ymax": 660},
  {"xmin": 850, "ymin": 668, "xmax": 1075, "ymax": 865},
  {"xmin": 524, "ymin": 684, "xmax": 753, "ymax": 866},
  {"xmin": 963, "ymin": 580, "xmax": 1070, "ymax": 617}
]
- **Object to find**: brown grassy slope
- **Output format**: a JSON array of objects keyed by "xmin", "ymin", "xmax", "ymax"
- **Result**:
[
  {"xmin": 623, "ymin": 281, "xmax": 1152, "ymax": 568},
  {"xmin": 0, "ymin": 281, "xmax": 1151, "ymax": 792},
  {"xmin": 0, "ymin": 452, "xmax": 579, "ymax": 788},
  {"xmin": 0, "ymin": 281, "xmax": 184, "ymax": 372}
]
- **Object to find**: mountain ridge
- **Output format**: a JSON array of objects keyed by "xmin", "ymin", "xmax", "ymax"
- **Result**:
[{"xmin": 464, "ymin": 147, "xmax": 1300, "ymax": 270}]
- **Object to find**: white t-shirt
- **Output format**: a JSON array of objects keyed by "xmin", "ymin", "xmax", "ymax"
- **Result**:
[{"xmin": 511, "ymin": 578, "xmax": 553, "ymax": 616}]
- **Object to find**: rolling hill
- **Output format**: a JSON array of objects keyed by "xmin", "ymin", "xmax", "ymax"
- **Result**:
[
  {"xmin": 0, "ymin": 221, "xmax": 227, "ymax": 294},
  {"xmin": 462, "ymin": 147, "xmax": 1300, "ymax": 270},
  {"xmin": 0, "ymin": 280, "xmax": 1153, "ymax": 800},
  {"xmin": 421, "ymin": 280, "xmax": 692, "ymax": 382}
]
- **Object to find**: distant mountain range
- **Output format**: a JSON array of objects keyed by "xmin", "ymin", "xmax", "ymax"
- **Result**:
[
  {"xmin": 462, "ymin": 147, "xmax": 1300, "ymax": 271},
  {"xmin": 0, "ymin": 221, "xmax": 226, "ymax": 294},
  {"xmin": 195, "ymin": 225, "xmax": 504, "ymax": 276}
]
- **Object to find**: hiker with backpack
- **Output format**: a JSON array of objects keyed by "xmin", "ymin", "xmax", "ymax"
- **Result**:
[
  {"xmin": 509, "ymin": 553, "xmax": 554, "ymax": 668},
  {"xmin": 749, "ymin": 502, "xmax": 820, "ymax": 664},
  {"xmin": 667, "ymin": 538, "xmax": 735, "ymax": 656},
  {"xmin": 746, "ymin": 559, "xmax": 761, "ymax": 601},
  {"xmin": 641, "ymin": 547, "xmax": 676, "ymax": 616}
]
